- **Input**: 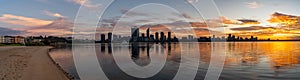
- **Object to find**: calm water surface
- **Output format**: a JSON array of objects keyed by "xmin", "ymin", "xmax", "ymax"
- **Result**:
[{"xmin": 49, "ymin": 42, "xmax": 300, "ymax": 80}]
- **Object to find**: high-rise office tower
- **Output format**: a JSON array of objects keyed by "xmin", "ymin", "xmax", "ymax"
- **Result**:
[
  {"xmin": 150, "ymin": 35, "xmax": 154, "ymax": 41},
  {"xmin": 141, "ymin": 33, "xmax": 145, "ymax": 38},
  {"xmin": 146, "ymin": 28, "xmax": 150, "ymax": 38},
  {"xmin": 167, "ymin": 32, "xmax": 171, "ymax": 41},
  {"xmin": 155, "ymin": 32, "xmax": 159, "ymax": 41},
  {"xmin": 131, "ymin": 27, "xmax": 139, "ymax": 42},
  {"xmin": 108, "ymin": 32, "xmax": 112, "ymax": 42},
  {"xmin": 101, "ymin": 34, "xmax": 105, "ymax": 42},
  {"xmin": 160, "ymin": 32, "xmax": 165, "ymax": 41}
]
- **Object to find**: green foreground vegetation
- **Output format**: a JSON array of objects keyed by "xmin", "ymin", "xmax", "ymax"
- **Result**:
[{"xmin": 0, "ymin": 43, "xmax": 24, "ymax": 46}]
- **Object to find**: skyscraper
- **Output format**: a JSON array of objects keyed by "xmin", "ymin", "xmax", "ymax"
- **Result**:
[
  {"xmin": 160, "ymin": 32, "xmax": 165, "ymax": 41},
  {"xmin": 188, "ymin": 35, "xmax": 194, "ymax": 40},
  {"xmin": 141, "ymin": 33, "xmax": 145, "ymax": 38},
  {"xmin": 167, "ymin": 32, "xmax": 171, "ymax": 41},
  {"xmin": 131, "ymin": 27, "xmax": 139, "ymax": 42},
  {"xmin": 101, "ymin": 34, "xmax": 105, "ymax": 42},
  {"xmin": 228, "ymin": 34, "xmax": 232, "ymax": 41},
  {"xmin": 212, "ymin": 35, "xmax": 216, "ymax": 40},
  {"xmin": 108, "ymin": 32, "xmax": 112, "ymax": 42},
  {"xmin": 146, "ymin": 28, "xmax": 150, "ymax": 38},
  {"xmin": 141, "ymin": 33, "xmax": 145, "ymax": 42},
  {"xmin": 150, "ymin": 35, "xmax": 154, "ymax": 41},
  {"xmin": 155, "ymin": 32, "xmax": 159, "ymax": 41}
]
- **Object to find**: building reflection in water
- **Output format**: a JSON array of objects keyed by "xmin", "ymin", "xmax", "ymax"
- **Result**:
[
  {"xmin": 131, "ymin": 43, "xmax": 140, "ymax": 59},
  {"xmin": 97, "ymin": 42, "xmax": 300, "ymax": 72},
  {"xmin": 101, "ymin": 43, "xmax": 105, "ymax": 53},
  {"xmin": 49, "ymin": 42, "xmax": 300, "ymax": 79}
]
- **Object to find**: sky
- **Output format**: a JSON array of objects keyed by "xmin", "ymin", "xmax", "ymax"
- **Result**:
[{"xmin": 1, "ymin": 0, "xmax": 300, "ymax": 40}]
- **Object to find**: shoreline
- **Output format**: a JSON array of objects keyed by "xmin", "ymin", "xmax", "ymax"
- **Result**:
[
  {"xmin": 0, "ymin": 46, "xmax": 70, "ymax": 80},
  {"xmin": 47, "ymin": 48, "xmax": 74, "ymax": 80}
]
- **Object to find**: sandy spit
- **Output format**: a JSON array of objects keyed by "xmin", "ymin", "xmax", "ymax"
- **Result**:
[{"xmin": 0, "ymin": 46, "xmax": 69, "ymax": 80}]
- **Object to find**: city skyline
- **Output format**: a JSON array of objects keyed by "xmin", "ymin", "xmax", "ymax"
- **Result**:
[{"xmin": 96, "ymin": 27, "xmax": 271, "ymax": 43}]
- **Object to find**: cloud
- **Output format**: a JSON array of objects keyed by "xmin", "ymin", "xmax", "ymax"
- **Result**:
[
  {"xmin": 170, "ymin": 12, "xmax": 199, "ymax": 21},
  {"xmin": 181, "ymin": 13, "xmax": 193, "ymax": 19},
  {"xmin": 229, "ymin": 26, "xmax": 283, "ymax": 38},
  {"xmin": 13, "ymin": 18, "xmax": 73, "ymax": 36},
  {"xmin": 244, "ymin": 1, "xmax": 262, "ymax": 8},
  {"xmin": 220, "ymin": 16, "xmax": 238, "ymax": 24},
  {"xmin": 140, "ymin": 24, "xmax": 171, "ymax": 32},
  {"xmin": 0, "ymin": 14, "xmax": 53, "ymax": 27},
  {"xmin": 187, "ymin": 0, "xmax": 199, "ymax": 3},
  {"xmin": 101, "ymin": 16, "xmax": 121, "ymax": 24},
  {"xmin": 268, "ymin": 12, "xmax": 299, "ymax": 26},
  {"xmin": 230, "ymin": 26, "xmax": 276, "ymax": 31},
  {"xmin": 120, "ymin": 9, "xmax": 150, "ymax": 17},
  {"xmin": 238, "ymin": 19, "xmax": 260, "ymax": 25},
  {"xmin": 189, "ymin": 22, "xmax": 208, "ymax": 28},
  {"xmin": 217, "ymin": 16, "xmax": 260, "ymax": 25},
  {"xmin": 67, "ymin": 0, "xmax": 101, "ymax": 8},
  {"xmin": 0, "ymin": 27, "xmax": 23, "ymax": 35},
  {"xmin": 43, "ymin": 10, "xmax": 65, "ymax": 18},
  {"xmin": 138, "ymin": 21, "xmax": 212, "ymax": 37}
]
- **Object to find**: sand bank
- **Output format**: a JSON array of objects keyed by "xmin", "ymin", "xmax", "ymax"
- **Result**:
[{"xmin": 0, "ymin": 46, "xmax": 69, "ymax": 80}]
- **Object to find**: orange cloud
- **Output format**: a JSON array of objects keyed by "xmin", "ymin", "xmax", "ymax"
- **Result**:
[
  {"xmin": 238, "ymin": 19, "xmax": 260, "ymax": 25},
  {"xmin": 220, "ymin": 16, "xmax": 237, "ymax": 24},
  {"xmin": 189, "ymin": 22, "xmax": 208, "ymax": 28},
  {"xmin": 12, "ymin": 18, "xmax": 73, "ymax": 36},
  {"xmin": 0, "ymin": 14, "xmax": 53, "ymax": 27},
  {"xmin": 268, "ymin": 12, "xmax": 299, "ymax": 26},
  {"xmin": 138, "ymin": 21, "xmax": 212, "ymax": 37}
]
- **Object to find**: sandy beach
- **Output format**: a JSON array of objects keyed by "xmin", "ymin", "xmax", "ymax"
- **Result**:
[{"xmin": 0, "ymin": 46, "xmax": 69, "ymax": 80}]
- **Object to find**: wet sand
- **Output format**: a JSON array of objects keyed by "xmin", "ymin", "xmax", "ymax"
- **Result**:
[{"xmin": 0, "ymin": 46, "xmax": 69, "ymax": 80}]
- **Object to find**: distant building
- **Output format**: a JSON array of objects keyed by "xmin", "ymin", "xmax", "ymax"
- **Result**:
[
  {"xmin": 4, "ymin": 36, "xmax": 13, "ymax": 43},
  {"xmin": 167, "ymin": 32, "xmax": 171, "ymax": 41},
  {"xmin": 212, "ymin": 35, "xmax": 216, "ymax": 41},
  {"xmin": 160, "ymin": 32, "xmax": 165, "ymax": 41},
  {"xmin": 141, "ymin": 33, "xmax": 145, "ymax": 42},
  {"xmin": 113, "ymin": 35, "xmax": 119, "ymax": 40},
  {"xmin": 101, "ymin": 34, "xmax": 105, "ymax": 42},
  {"xmin": 0, "ymin": 36, "xmax": 4, "ymax": 43},
  {"xmin": 0, "ymin": 36, "xmax": 25, "ymax": 44},
  {"xmin": 221, "ymin": 36, "xmax": 226, "ymax": 41},
  {"xmin": 228, "ymin": 34, "xmax": 232, "ymax": 41},
  {"xmin": 26, "ymin": 36, "xmax": 44, "ymax": 42},
  {"xmin": 13, "ymin": 36, "xmax": 25, "ymax": 44},
  {"xmin": 155, "ymin": 32, "xmax": 159, "ymax": 41},
  {"xmin": 182, "ymin": 37, "xmax": 188, "ymax": 40},
  {"xmin": 108, "ymin": 32, "xmax": 112, "ymax": 42},
  {"xmin": 188, "ymin": 35, "xmax": 194, "ymax": 40},
  {"xmin": 131, "ymin": 27, "xmax": 139, "ymax": 42},
  {"xmin": 146, "ymin": 28, "xmax": 150, "ymax": 38},
  {"xmin": 232, "ymin": 35, "xmax": 236, "ymax": 40},
  {"xmin": 141, "ymin": 33, "xmax": 145, "ymax": 38},
  {"xmin": 149, "ymin": 35, "xmax": 154, "ymax": 42}
]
